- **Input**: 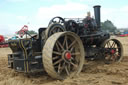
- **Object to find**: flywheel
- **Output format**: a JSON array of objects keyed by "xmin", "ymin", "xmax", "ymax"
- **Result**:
[
  {"xmin": 42, "ymin": 32, "xmax": 85, "ymax": 79},
  {"xmin": 101, "ymin": 39, "xmax": 123, "ymax": 63}
]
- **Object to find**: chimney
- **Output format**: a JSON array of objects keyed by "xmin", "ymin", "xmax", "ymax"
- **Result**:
[{"xmin": 93, "ymin": 5, "xmax": 101, "ymax": 28}]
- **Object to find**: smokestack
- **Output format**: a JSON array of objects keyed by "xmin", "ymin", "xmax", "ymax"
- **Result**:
[{"xmin": 93, "ymin": 5, "xmax": 101, "ymax": 28}]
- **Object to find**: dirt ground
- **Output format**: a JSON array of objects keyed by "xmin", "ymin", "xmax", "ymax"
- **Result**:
[{"xmin": 0, "ymin": 36, "xmax": 128, "ymax": 85}]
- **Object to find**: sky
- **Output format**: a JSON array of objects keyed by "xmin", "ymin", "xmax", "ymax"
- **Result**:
[{"xmin": 0, "ymin": 0, "xmax": 128, "ymax": 35}]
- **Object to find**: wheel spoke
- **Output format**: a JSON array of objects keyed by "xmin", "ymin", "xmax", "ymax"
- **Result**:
[
  {"xmin": 71, "ymin": 57, "xmax": 74, "ymax": 60},
  {"xmin": 115, "ymin": 48, "xmax": 119, "ymax": 53},
  {"xmin": 55, "ymin": 43, "xmax": 60, "ymax": 51},
  {"xmin": 114, "ymin": 54, "xmax": 120, "ymax": 58},
  {"xmin": 69, "ymin": 40, "xmax": 76, "ymax": 49},
  {"xmin": 71, "ymin": 52, "xmax": 80, "ymax": 56},
  {"xmin": 53, "ymin": 51, "xmax": 62, "ymax": 55},
  {"xmin": 53, "ymin": 56, "xmax": 59, "ymax": 60},
  {"xmin": 65, "ymin": 36, "xmax": 68, "ymax": 50},
  {"xmin": 63, "ymin": 35, "xmax": 70, "ymax": 50},
  {"xmin": 70, "ymin": 46, "xmax": 74, "ymax": 52},
  {"xmin": 111, "ymin": 41, "xmax": 114, "ymax": 48},
  {"xmin": 115, "ymin": 50, "xmax": 119, "ymax": 53},
  {"xmin": 109, "ymin": 41, "xmax": 111, "ymax": 48},
  {"xmin": 65, "ymin": 66, "xmax": 70, "ymax": 75},
  {"xmin": 57, "ymin": 41, "xmax": 64, "ymax": 50},
  {"xmin": 58, "ymin": 62, "xmax": 65, "ymax": 74},
  {"xmin": 68, "ymin": 63, "xmax": 71, "ymax": 72},
  {"xmin": 107, "ymin": 41, "xmax": 111, "ymax": 48},
  {"xmin": 53, "ymin": 58, "xmax": 63, "ymax": 65},
  {"xmin": 111, "ymin": 41, "xmax": 116, "ymax": 48},
  {"xmin": 70, "ymin": 62, "xmax": 78, "ymax": 68},
  {"xmin": 58, "ymin": 63, "xmax": 61, "ymax": 73},
  {"xmin": 63, "ymin": 35, "xmax": 67, "ymax": 47},
  {"xmin": 111, "ymin": 54, "xmax": 118, "ymax": 61},
  {"xmin": 110, "ymin": 55, "xmax": 115, "ymax": 61}
]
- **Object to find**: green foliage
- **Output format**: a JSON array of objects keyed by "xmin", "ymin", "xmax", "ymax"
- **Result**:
[
  {"xmin": 27, "ymin": 30, "xmax": 37, "ymax": 34},
  {"xmin": 101, "ymin": 20, "xmax": 117, "ymax": 32}
]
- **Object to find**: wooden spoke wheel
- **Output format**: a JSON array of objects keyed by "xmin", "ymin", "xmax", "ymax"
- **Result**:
[
  {"xmin": 43, "ymin": 32, "xmax": 85, "ymax": 79},
  {"xmin": 101, "ymin": 39, "xmax": 123, "ymax": 63}
]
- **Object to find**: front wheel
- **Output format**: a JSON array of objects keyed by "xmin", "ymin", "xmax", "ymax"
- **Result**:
[{"xmin": 101, "ymin": 39, "xmax": 123, "ymax": 64}]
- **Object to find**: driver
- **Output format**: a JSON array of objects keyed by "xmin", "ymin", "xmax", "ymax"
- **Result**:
[{"xmin": 83, "ymin": 12, "xmax": 97, "ymax": 32}]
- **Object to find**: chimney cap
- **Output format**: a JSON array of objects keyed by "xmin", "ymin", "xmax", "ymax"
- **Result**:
[{"xmin": 93, "ymin": 5, "xmax": 101, "ymax": 8}]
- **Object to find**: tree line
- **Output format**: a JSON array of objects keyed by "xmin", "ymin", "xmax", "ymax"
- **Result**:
[{"xmin": 101, "ymin": 20, "xmax": 117, "ymax": 33}]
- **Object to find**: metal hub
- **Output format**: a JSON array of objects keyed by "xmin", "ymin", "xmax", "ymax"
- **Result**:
[
  {"xmin": 65, "ymin": 52, "xmax": 71, "ymax": 60},
  {"xmin": 62, "ymin": 51, "xmax": 72, "ymax": 63},
  {"xmin": 62, "ymin": 50, "xmax": 72, "ymax": 63},
  {"xmin": 111, "ymin": 49, "xmax": 115, "ymax": 54}
]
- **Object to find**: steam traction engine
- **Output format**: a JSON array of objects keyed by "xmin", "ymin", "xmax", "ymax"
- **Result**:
[{"xmin": 8, "ymin": 5, "xmax": 123, "ymax": 79}]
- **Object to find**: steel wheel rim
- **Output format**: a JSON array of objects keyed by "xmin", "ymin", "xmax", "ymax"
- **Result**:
[
  {"xmin": 43, "ymin": 32, "xmax": 85, "ymax": 79},
  {"xmin": 102, "ymin": 39, "xmax": 123, "ymax": 63}
]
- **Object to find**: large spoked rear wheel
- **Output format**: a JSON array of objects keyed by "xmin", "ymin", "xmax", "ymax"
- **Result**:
[
  {"xmin": 101, "ymin": 39, "xmax": 123, "ymax": 64},
  {"xmin": 43, "ymin": 32, "xmax": 85, "ymax": 80}
]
